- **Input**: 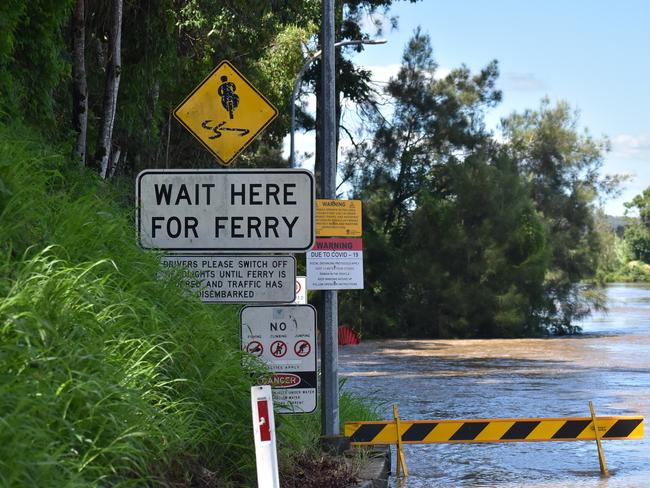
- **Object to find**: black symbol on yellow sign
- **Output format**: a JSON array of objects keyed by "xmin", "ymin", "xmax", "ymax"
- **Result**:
[
  {"xmin": 201, "ymin": 120, "xmax": 250, "ymax": 139},
  {"xmin": 218, "ymin": 76, "xmax": 239, "ymax": 119},
  {"xmin": 173, "ymin": 60, "xmax": 278, "ymax": 166}
]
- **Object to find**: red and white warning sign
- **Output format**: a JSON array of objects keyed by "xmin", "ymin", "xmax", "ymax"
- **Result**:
[
  {"xmin": 307, "ymin": 237, "xmax": 364, "ymax": 290},
  {"xmin": 241, "ymin": 305, "xmax": 317, "ymax": 414}
]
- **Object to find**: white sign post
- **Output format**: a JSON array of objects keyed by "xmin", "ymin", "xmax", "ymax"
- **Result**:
[
  {"xmin": 137, "ymin": 169, "xmax": 315, "ymax": 252},
  {"xmin": 251, "ymin": 385, "xmax": 280, "ymax": 488},
  {"xmin": 241, "ymin": 305, "xmax": 317, "ymax": 414},
  {"xmin": 160, "ymin": 255, "xmax": 296, "ymax": 303}
]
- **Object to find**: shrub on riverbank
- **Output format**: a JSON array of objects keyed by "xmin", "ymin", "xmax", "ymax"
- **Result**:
[
  {"xmin": 0, "ymin": 125, "xmax": 376, "ymax": 486},
  {"xmin": 599, "ymin": 261, "xmax": 650, "ymax": 283}
]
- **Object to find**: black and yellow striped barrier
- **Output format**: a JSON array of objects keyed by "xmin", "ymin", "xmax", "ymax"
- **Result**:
[
  {"xmin": 345, "ymin": 415, "xmax": 644, "ymax": 445},
  {"xmin": 346, "ymin": 404, "xmax": 644, "ymax": 479}
]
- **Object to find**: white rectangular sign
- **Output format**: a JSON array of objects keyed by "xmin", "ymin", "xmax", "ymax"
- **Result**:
[
  {"xmin": 307, "ymin": 237, "xmax": 364, "ymax": 290},
  {"xmin": 137, "ymin": 169, "xmax": 315, "ymax": 252},
  {"xmin": 160, "ymin": 255, "xmax": 295, "ymax": 303},
  {"xmin": 241, "ymin": 305, "xmax": 317, "ymax": 414}
]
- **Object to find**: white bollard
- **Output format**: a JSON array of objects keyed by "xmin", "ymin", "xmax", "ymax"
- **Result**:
[{"xmin": 251, "ymin": 385, "xmax": 280, "ymax": 488}]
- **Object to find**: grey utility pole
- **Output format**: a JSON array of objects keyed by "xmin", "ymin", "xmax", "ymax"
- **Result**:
[{"xmin": 320, "ymin": 0, "xmax": 338, "ymax": 437}]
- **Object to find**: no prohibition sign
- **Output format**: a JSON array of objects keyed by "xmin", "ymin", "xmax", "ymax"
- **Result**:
[{"xmin": 137, "ymin": 169, "xmax": 315, "ymax": 252}]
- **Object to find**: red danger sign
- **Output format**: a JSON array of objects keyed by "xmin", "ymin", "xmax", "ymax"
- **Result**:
[{"xmin": 270, "ymin": 373, "xmax": 301, "ymax": 388}]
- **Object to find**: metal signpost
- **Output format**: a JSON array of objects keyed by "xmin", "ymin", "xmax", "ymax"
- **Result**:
[
  {"xmin": 136, "ymin": 169, "xmax": 315, "ymax": 252},
  {"xmin": 174, "ymin": 60, "xmax": 278, "ymax": 166},
  {"xmin": 160, "ymin": 254, "xmax": 296, "ymax": 303},
  {"xmin": 321, "ymin": 0, "xmax": 339, "ymax": 437},
  {"xmin": 241, "ymin": 305, "xmax": 318, "ymax": 414}
]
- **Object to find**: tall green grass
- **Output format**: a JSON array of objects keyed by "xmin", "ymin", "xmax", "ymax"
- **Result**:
[
  {"xmin": 0, "ymin": 126, "xmax": 258, "ymax": 486},
  {"xmin": 0, "ymin": 125, "xmax": 377, "ymax": 486}
]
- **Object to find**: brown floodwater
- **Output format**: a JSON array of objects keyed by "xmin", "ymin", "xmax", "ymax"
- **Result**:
[{"xmin": 339, "ymin": 284, "xmax": 650, "ymax": 487}]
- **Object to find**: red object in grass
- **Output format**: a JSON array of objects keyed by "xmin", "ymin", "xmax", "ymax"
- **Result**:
[
  {"xmin": 338, "ymin": 325, "xmax": 360, "ymax": 345},
  {"xmin": 257, "ymin": 399, "xmax": 271, "ymax": 442}
]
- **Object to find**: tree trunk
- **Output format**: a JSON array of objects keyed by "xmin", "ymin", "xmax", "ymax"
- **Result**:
[
  {"xmin": 72, "ymin": 0, "xmax": 87, "ymax": 166},
  {"xmin": 108, "ymin": 146, "xmax": 122, "ymax": 179},
  {"xmin": 95, "ymin": 0, "xmax": 123, "ymax": 179}
]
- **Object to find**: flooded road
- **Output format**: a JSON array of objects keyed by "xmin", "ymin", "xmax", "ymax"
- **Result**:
[{"xmin": 339, "ymin": 284, "xmax": 650, "ymax": 487}]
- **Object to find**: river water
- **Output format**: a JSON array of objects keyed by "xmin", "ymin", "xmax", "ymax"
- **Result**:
[{"xmin": 339, "ymin": 284, "xmax": 650, "ymax": 487}]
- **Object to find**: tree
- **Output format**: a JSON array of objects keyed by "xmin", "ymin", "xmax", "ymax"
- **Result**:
[
  {"xmin": 501, "ymin": 100, "xmax": 615, "ymax": 333},
  {"xmin": 624, "ymin": 186, "xmax": 650, "ymax": 263},
  {"xmin": 93, "ymin": 0, "xmax": 123, "ymax": 178},
  {"xmin": 72, "ymin": 0, "xmax": 87, "ymax": 165},
  {"xmin": 340, "ymin": 31, "xmax": 550, "ymax": 338},
  {"xmin": 0, "ymin": 0, "xmax": 75, "ymax": 127},
  {"xmin": 297, "ymin": 1, "xmax": 420, "ymax": 192}
]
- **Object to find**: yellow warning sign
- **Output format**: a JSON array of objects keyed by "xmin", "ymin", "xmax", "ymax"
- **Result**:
[
  {"xmin": 316, "ymin": 199, "xmax": 362, "ymax": 237},
  {"xmin": 174, "ymin": 60, "xmax": 278, "ymax": 166}
]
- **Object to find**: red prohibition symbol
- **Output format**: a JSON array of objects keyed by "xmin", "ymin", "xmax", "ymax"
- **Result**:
[
  {"xmin": 246, "ymin": 341, "xmax": 263, "ymax": 357},
  {"xmin": 270, "ymin": 340, "xmax": 287, "ymax": 358},
  {"xmin": 294, "ymin": 340, "xmax": 311, "ymax": 357}
]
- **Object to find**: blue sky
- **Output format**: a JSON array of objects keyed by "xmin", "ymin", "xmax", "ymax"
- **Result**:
[{"xmin": 290, "ymin": 0, "xmax": 649, "ymax": 216}]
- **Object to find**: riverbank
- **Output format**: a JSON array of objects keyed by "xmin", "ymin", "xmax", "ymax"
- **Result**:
[{"xmin": 600, "ymin": 261, "xmax": 650, "ymax": 283}]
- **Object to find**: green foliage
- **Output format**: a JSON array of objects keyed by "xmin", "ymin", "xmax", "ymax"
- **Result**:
[
  {"xmin": 624, "ymin": 224, "xmax": 650, "ymax": 263},
  {"xmin": 341, "ymin": 31, "xmax": 552, "ymax": 338},
  {"xmin": 0, "ymin": 124, "xmax": 252, "ymax": 485},
  {"xmin": 623, "ymin": 186, "xmax": 650, "ymax": 263},
  {"xmin": 0, "ymin": 124, "xmax": 375, "ymax": 485},
  {"xmin": 342, "ymin": 31, "xmax": 617, "ymax": 337},
  {"xmin": 0, "ymin": 0, "xmax": 75, "ymax": 125},
  {"xmin": 593, "ymin": 211, "xmax": 628, "ymax": 282},
  {"xmin": 0, "ymin": 1, "xmax": 323, "ymax": 171},
  {"xmin": 625, "ymin": 186, "xmax": 650, "ymax": 229},
  {"xmin": 501, "ymin": 99, "xmax": 612, "ymax": 333},
  {"xmin": 98, "ymin": 1, "xmax": 322, "ymax": 172}
]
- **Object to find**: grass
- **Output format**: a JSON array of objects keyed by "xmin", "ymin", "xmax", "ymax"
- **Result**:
[
  {"xmin": 0, "ymin": 124, "xmax": 378, "ymax": 486},
  {"xmin": 0, "ymin": 124, "xmax": 257, "ymax": 486}
]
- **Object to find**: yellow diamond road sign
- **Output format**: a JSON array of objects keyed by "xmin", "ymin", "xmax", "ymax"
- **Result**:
[{"xmin": 174, "ymin": 60, "xmax": 278, "ymax": 166}]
